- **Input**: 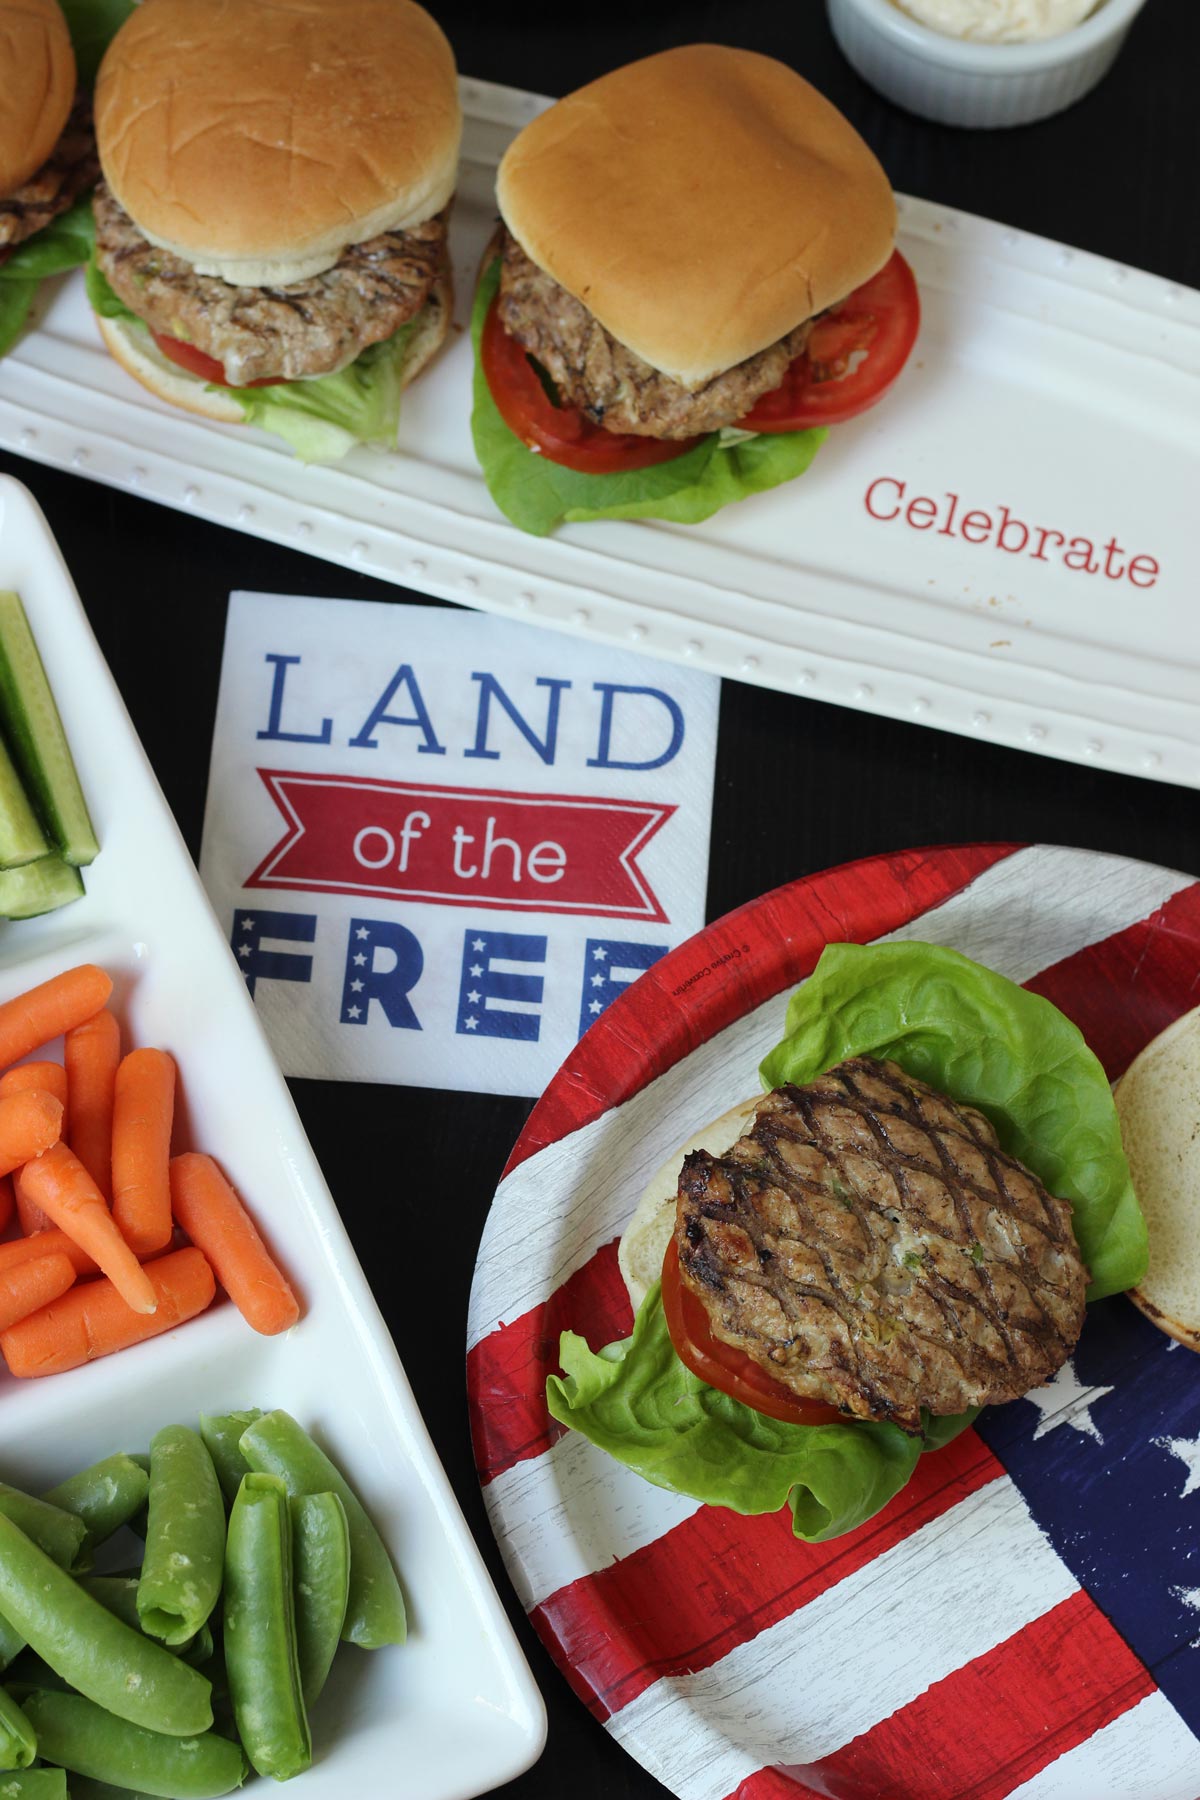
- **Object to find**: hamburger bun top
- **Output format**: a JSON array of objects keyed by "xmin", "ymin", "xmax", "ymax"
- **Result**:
[
  {"xmin": 96, "ymin": 0, "xmax": 461, "ymax": 288},
  {"xmin": 1116, "ymin": 1004, "xmax": 1200, "ymax": 1352},
  {"xmin": 0, "ymin": 0, "xmax": 75, "ymax": 196},
  {"xmin": 497, "ymin": 45, "xmax": 896, "ymax": 390}
]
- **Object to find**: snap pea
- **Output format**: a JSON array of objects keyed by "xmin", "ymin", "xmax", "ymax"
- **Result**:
[
  {"xmin": 0, "ymin": 1512, "xmax": 212, "ymax": 1736},
  {"xmin": 198, "ymin": 1412, "xmax": 261, "ymax": 1509},
  {"xmin": 0, "ymin": 1684, "xmax": 35, "ymax": 1769},
  {"xmin": 20, "ymin": 1690, "xmax": 246, "ymax": 1800},
  {"xmin": 78, "ymin": 1577, "xmax": 211, "ymax": 1666},
  {"xmin": 0, "ymin": 1488, "xmax": 89, "ymax": 1671},
  {"xmin": 58, "ymin": 1783, "xmax": 159, "ymax": 1800},
  {"xmin": 291, "ymin": 1491, "xmax": 350, "ymax": 1708},
  {"xmin": 240, "ymin": 1411, "xmax": 407, "ymax": 1647},
  {"xmin": 137, "ymin": 1427, "xmax": 224, "ymax": 1648},
  {"xmin": 0, "ymin": 1769, "xmax": 67, "ymax": 1798},
  {"xmin": 223, "ymin": 1473, "xmax": 310, "ymax": 1781},
  {"xmin": 41, "ymin": 1455, "xmax": 150, "ymax": 1565}
]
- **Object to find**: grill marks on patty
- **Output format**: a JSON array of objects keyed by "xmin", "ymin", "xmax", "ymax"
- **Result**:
[
  {"xmin": 93, "ymin": 185, "xmax": 450, "ymax": 385},
  {"xmin": 0, "ymin": 97, "xmax": 98, "ymax": 264},
  {"xmin": 676, "ymin": 1058, "xmax": 1088, "ymax": 1432},
  {"xmin": 497, "ymin": 230, "xmax": 811, "ymax": 439}
]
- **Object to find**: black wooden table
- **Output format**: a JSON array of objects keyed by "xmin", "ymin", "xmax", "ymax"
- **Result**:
[{"xmin": 0, "ymin": 4, "xmax": 1195, "ymax": 1795}]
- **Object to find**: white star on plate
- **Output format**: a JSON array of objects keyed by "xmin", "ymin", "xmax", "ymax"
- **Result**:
[
  {"xmin": 241, "ymin": 917, "xmax": 255, "ymax": 931},
  {"xmin": 592, "ymin": 947, "xmax": 608, "ymax": 961},
  {"xmin": 467, "ymin": 990, "xmax": 481, "ymax": 1005},
  {"xmin": 350, "ymin": 979, "xmax": 364, "ymax": 994},
  {"xmin": 1156, "ymin": 1431, "xmax": 1200, "ymax": 1500},
  {"xmin": 1172, "ymin": 1586, "xmax": 1200, "ymax": 1649},
  {"xmin": 472, "ymin": 937, "xmax": 486, "ymax": 951},
  {"xmin": 346, "ymin": 1005, "xmax": 361, "ymax": 1020},
  {"xmin": 469, "ymin": 963, "xmax": 483, "ymax": 977},
  {"xmin": 356, "ymin": 926, "xmax": 370, "ymax": 940},
  {"xmin": 237, "ymin": 944, "xmax": 251, "ymax": 960},
  {"xmin": 353, "ymin": 952, "xmax": 367, "ymax": 967},
  {"xmin": 1024, "ymin": 1359, "xmax": 1114, "ymax": 1443},
  {"xmin": 465, "ymin": 1016, "xmax": 478, "ymax": 1031},
  {"xmin": 590, "ymin": 973, "xmax": 605, "ymax": 988},
  {"xmin": 588, "ymin": 1000, "xmax": 602, "ymax": 1014}
]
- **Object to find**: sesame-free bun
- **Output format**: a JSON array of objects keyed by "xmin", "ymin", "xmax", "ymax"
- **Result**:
[
  {"xmin": 96, "ymin": 273, "xmax": 451, "ymax": 425},
  {"xmin": 1116, "ymin": 1005, "xmax": 1200, "ymax": 1352},
  {"xmin": 618, "ymin": 1097, "xmax": 762, "ymax": 1313},
  {"xmin": 95, "ymin": 0, "xmax": 461, "ymax": 287},
  {"xmin": 0, "ymin": 0, "xmax": 75, "ymax": 195},
  {"xmin": 497, "ymin": 45, "xmax": 896, "ymax": 390}
]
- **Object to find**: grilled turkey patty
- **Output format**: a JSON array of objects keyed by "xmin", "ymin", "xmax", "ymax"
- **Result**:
[
  {"xmin": 497, "ymin": 230, "xmax": 811, "ymax": 440},
  {"xmin": 676, "ymin": 1058, "xmax": 1088, "ymax": 1433},
  {"xmin": 0, "ymin": 97, "xmax": 98, "ymax": 265},
  {"xmin": 94, "ymin": 185, "xmax": 449, "ymax": 385}
]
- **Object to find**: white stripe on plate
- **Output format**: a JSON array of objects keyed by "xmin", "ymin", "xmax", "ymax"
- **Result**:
[
  {"xmin": 469, "ymin": 846, "xmax": 1192, "ymax": 1348},
  {"xmin": 606, "ymin": 1475, "xmax": 1076, "ymax": 1800},
  {"xmin": 1005, "ymin": 1691, "xmax": 1200, "ymax": 1800},
  {"xmin": 483, "ymin": 1430, "xmax": 701, "ymax": 1613}
]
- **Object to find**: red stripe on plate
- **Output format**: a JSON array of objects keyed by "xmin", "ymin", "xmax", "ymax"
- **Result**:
[
  {"xmin": 725, "ymin": 1588, "xmax": 1154, "ymax": 1800},
  {"xmin": 1025, "ymin": 880, "xmax": 1200, "ymax": 1081},
  {"xmin": 508, "ymin": 845, "xmax": 1021, "ymax": 1174},
  {"xmin": 532, "ymin": 1428, "xmax": 1002, "ymax": 1721},
  {"xmin": 470, "ymin": 1238, "xmax": 631, "ymax": 1485}
]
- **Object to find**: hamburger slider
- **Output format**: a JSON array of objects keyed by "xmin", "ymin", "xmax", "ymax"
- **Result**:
[
  {"xmin": 88, "ymin": 0, "xmax": 461, "ymax": 454},
  {"xmin": 473, "ymin": 45, "xmax": 919, "ymax": 533},
  {"xmin": 0, "ymin": 0, "xmax": 97, "ymax": 270}
]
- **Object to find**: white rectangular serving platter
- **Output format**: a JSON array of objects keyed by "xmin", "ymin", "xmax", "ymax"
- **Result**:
[
  {"xmin": 0, "ymin": 474, "xmax": 546, "ymax": 1798},
  {"xmin": 1, "ymin": 75, "xmax": 1197, "ymax": 786}
]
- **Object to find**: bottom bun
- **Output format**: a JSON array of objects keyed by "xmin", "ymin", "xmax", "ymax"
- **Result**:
[
  {"xmin": 618, "ymin": 1096, "xmax": 762, "ymax": 1314},
  {"xmin": 95, "ymin": 270, "xmax": 452, "ymax": 425},
  {"xmin": 1116, "ymin": 1003, "xmax": 1200, "ymax": 1351}
]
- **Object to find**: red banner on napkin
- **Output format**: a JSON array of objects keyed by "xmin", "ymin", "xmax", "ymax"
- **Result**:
[{"xmin": 246, "ymin": 770, "xmax": 676, "ymax": 921}]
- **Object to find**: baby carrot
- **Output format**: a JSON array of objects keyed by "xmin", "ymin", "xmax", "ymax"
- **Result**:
[
  {"xmin": 0, "ymin": 1247, "xmax": 214, "ymax": 1377},
  {"xmin": 13, "ymin": 1165, "xmax": 50, "ymax": 1236},
  {"xmin": 0, "ymin": 1172, "xmax": 12, "ymax": 1234},
  {"xmin": 0, "ymin": 1059, "xmax": 68, "ymax": 1119},
  {"xmin": 0, "ymin": 1227, "xmax": 98, "ymax": 1279},
  {"xmin": 0, "ymin": 1250, "xmax": 74, "ymax": 1332},
  {"xmin": 0, "ymin": 1089, "xmax": 64, "ymax": 1177},
  {"xmin": 169, "ymin": 1154, "xmax": 299, "ymax": 1337},
  {"xmin": 19, "ymin": 1144, "xmax": 156, "ymax": 1314},
  {"xmin": 111, "ymin": 1050, "xmax": 175, "ymax": 1259},
  {"xmin": 0, "ymin": 965, "xmax": 112, "ymax": 1071},
  {"xmin": 65, "ymin": 1009, "xmax": 119, "ymax": 1202}
]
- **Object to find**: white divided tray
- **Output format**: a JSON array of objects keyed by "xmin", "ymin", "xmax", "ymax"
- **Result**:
[
  {"xmin": 0, "ymin": 76, "xmax": 1197, "ymax": 786},
  {"xmin": 0, "ymin": 474, "xmax": 546, "ymax": 1798}
]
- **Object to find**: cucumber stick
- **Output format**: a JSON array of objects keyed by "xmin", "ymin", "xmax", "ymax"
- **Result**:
[
  {"xmin": 0, "ymin": 590, "xmax": 98, "ymax": 866},
  {"xmin": 0, "ymin": 730, "xmax": 49, "ymax": 868},
  {"xmin": 0, "ymin": 855, "xmax": 84, "ymax": 919}
]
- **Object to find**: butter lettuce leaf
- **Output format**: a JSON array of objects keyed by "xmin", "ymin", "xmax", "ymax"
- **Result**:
[
  {"xmin": 0, "ymin": 199, "xmax": 96, "ymax": 357},
  {"xmin": 470, "ymin": 256, "xmax": 826, "ymax": 536},
  {"xmin": 759, "ymin": 941, "xmax": 1145, "ymax": 1299},
  {"xmin": 85, "ymin": 256, "xmax": 415, "ymax": 462},
  {"xmin": 547, "ymin": 1282, "xmax": 974, "ymax": 1543},
  {"xmin": 59, "ymin": 0, "xmax": 137, "ymax": 86}
]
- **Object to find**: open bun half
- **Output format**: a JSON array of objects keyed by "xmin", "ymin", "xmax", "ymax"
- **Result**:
[
  {"xmin": 0, "ymin": 0, "xmax": 75, "ymax": 195},
  {"xmin": 95, "ymin": 0, "xmax": 461, "ymax": 286},
  {"xmin": 1116, "ymin": 1005, "xmax": 1200, "ymax": 1351},
  {"xmin": 497, "ymin": 44, "xmax": 895, "ymax": 389},
  {"xmin": 618, "ymin": 1096, "xmax": 763, "ymax": 1313}
]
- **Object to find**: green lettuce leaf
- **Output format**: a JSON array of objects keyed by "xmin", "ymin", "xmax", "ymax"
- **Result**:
[
  {"xmin": 0, "ymin": 200, "xmax": 96, "ymax": 357},
  {"xmin": 547, "ymin": 1282, "xmax": 975, "ymax": 1543},
  {"xmin": 85, "ymin": 256, "xmax": 415, "ymax": 462},
  {"xmin": 470, "ymin": 256, "xmax": 826, "ymax": 536},
  {"xmin": 759, "ymin": 941, "xmax": 1145, "ymax": 1299},
  {"xmin": 58, "ymin": 0, "xmax": 137, "ymax": 85}
]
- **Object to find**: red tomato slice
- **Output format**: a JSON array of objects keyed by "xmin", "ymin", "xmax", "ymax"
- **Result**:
[
  {"xmin": 661, "ymin": 1238, "xmax": 843, "ymax": 1428},
  {"xmin": 151, "ymin": 332, "xmax": 286, "ymax": 389},
  {"xmin": 480, "ymin": 295, "xmax": 701, "ymax": 474},
  {"xmin": 740, "ymin": 249, "xmax": 920, "ymax": 431}
]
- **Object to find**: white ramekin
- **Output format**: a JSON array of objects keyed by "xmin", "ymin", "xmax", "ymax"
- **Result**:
[{"xmin": 826, "ymin": 0, "xmax": 1150, "ymax": 127}]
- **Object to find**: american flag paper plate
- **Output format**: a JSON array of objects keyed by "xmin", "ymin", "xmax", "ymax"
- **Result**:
[{"xmin": 466, "ymin": 843, "xmax": 1200, "ymax": 1800}]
